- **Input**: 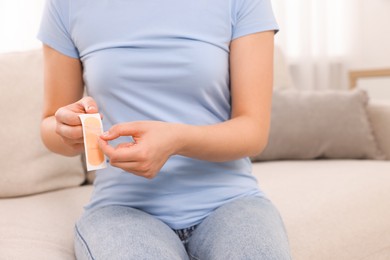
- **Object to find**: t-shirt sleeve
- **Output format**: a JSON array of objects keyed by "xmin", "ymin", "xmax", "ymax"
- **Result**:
[
  {"xmin": 37, "ymin": 0, "xmax": 79, "ymax": 58},
  {"xmin": 232, "ymin": 0, "xmax": 279, "ymax": 40}
]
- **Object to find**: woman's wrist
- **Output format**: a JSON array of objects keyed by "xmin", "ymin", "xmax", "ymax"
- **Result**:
[
  {"xmin": 171, "ymin": 122, "xmax": 210, "ymax": 159},
  {"xmin": 168, "ymin": 116, "xmax": 268, "ymax": 162},
  {"xmin": 170, "ymin": 123, "xmax": 187, "ymax": 156}
]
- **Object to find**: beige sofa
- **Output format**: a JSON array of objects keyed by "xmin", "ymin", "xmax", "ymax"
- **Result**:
[{"xmin": 1, "ymin": 49, "xmax": 390, "ymax": 260}]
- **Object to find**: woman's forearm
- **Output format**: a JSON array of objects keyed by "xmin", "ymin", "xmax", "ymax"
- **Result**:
[
  {"xmin": 98, "ymin": 116, "xmax": 269, "ymax": 178},
  {"xmin": 174, "ymin": 116, "xmax": 269, "ymax": 162}
]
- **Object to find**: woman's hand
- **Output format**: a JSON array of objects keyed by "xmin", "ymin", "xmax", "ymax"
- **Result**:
[
  {"xmin": 98, "ymin": 121, "xmax": 181, "ymax": 179},
  {"xmin": 54, "ymin": 96, "xmax": 100, "ymax": 153}
]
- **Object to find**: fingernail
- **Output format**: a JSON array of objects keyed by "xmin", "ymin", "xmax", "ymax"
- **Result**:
[
  {"xmin": 87, "ymin": 106, "xmax": 95, "ymax": 111},
  {"xmin": 102, "ymin": 131, "xmax": 109, "ymax": 137}
]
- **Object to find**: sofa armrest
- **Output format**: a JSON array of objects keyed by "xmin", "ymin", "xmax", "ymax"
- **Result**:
[
  {"xmin": 349, "ymin": 68, "xmax": 390, "ymax": 89},
  {"xmin": 368, "ymin": 101, "xmax": 390, "ymax": 160}
]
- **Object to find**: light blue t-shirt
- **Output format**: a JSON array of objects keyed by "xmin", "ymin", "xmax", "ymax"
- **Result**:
[{"xmin": 38, "ymin": 0, "xmax": 279, "ymax": 229}]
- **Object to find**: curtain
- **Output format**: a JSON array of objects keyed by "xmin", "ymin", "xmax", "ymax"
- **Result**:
[
  {"xmin": 272, "ymin": 0, "xmax": 361, "ymax": 90},
  {"xmin": 0, "ymin": 0, "xmax": 45, "ymax": 53}
]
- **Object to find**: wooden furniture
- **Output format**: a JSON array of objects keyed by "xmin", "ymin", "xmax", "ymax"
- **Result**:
[{"xmin": 349, "ymin": 68, "xmax": 390, "ymax": 89}]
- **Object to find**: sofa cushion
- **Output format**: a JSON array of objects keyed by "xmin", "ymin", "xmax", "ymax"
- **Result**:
[
  {"xmin": 368, "ymin": 101, "xmax": 390, "ymax": 159},
  {"xmin": 252, "ymin": 89, "xmax": 385, "ymax": 161},
  {"xmin": 0, "ymin": 186, "xmax": 93, "ymax": 259},
  {"xmin": 0, "ymin": 50, "xmax": 86, "ymax": 197},
  {"xmin": 253, "ymin": 160, "xmax": 390, "ymax": 260}
]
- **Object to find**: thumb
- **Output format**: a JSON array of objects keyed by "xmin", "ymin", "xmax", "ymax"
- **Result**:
[{"xmin": 80, "ymin": 96, "xmax": 99, "ymax": 114}]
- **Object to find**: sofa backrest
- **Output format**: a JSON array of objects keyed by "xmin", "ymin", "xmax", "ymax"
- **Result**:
[
  {"xmin": 0, "ymin": 50, "xmax": 85, "ymax": 198},
  {"xmin": 0, "ymin": 48, "xmax": 387, "ymax": 198}
]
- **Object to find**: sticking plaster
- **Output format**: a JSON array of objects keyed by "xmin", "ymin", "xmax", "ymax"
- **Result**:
[{"xmin": 79, "ymin": 113, "xmax": 107, "ymax": 171}]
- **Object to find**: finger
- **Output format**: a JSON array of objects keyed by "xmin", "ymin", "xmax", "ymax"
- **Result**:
[
  {"xmin": 62, "ymin": 143, "xmax": 84, "ymax": 153},
  {"xmin": 79, "ymin": 96, "xmax": 99, "ymax": 114},
  {"xmin": 115, "ymin": 142, "xmax": 136, "ymax": 149},
  {"xmin": 72, "ymin": 143, "xmax": 85, "ymax": 151},
  {"xmin": 109, "ymin": 145, "xmax": 140, "ymax": 163},
  {"xmin": 100, "ymin": 122, "xmax": 140, "ymax": 141},
  {"xmin": 97, "ymin": 137, "xmax": 117, "ymax": 158},
  {"xmin": 110, "ymin": 161, "xmax": 154, "ymax": 179},
  {"xmin": 55, "ymin": 107, "xmax": 81, "ymax": 126},
  {"xmin": 56, "ymin": 124, "xmax": 83, "ymax": 139},
  {"xmin": 61, "ymin": 136, "xmax": 84, "ymax": 145}
]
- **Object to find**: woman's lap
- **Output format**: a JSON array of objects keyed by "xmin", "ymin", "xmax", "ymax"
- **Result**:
[
  {"xmin": 74, "ymin": 196, "xmax": 291, "ymax": 260},
  {"xmin": 74, "ymin": 206, "xmax": 188, "ymax": 260},
  {"xmin": 187, "ymin": 196, "xmax": 291, "ymax": 260}
]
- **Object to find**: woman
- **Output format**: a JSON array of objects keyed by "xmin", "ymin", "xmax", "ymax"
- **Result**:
[{"xmin": 38, "ymin": 0, "xmax": 291, "ymax": 259}]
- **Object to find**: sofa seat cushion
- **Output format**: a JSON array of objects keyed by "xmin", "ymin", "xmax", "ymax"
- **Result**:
[
  {"xmin": 0, "ymin": 185, "xmax": 93, "ymax": 260},
  {"xmin": 253, "ymin": 160, "xmax": 390, "ymax": 260}
]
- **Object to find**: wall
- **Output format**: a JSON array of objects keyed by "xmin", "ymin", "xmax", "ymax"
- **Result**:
[
  {"xmin": 352, "ymin": 0, "xmax": 390, "ymax": 100},
  {"xmin": 0, "ymin": 0, "xmax": 45, "ymax": 53},
  {"xmin": 359, "ymin": 0, "xmax": 390, "ymax": 67}
]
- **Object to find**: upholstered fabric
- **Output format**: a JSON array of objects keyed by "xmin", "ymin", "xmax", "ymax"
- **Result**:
[
  {"xmin": 0, "ymin": 186, "xmax": 92, "ymax": 259},
  {"xmin": 253, "ymin": 160, "xmax": 390, "ymax": 260},
  {"xmin": 0, "ymin": 50, "xmax": 85, "ymax": 197},
  {"xmin": 1, "ymin": 48, "xmax": 389, "ymax": 260},
  {"xmin": 1, "ymin": 161, "xmax": 390, "ymax": 260},
  {"xmin": 253, "ymin": 89, "xmax": 385, "ymax": 161},
  {"xmin": 368, "ymin": 101, "xmax": 390, "ymax": 159}
]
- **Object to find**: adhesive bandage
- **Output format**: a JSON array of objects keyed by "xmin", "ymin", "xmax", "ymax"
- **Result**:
[{"xmin": 79, "ymin": 113, "xmax": 107, "ymax": 171}]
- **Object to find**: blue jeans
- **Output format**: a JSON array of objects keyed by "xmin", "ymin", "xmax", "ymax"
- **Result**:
[{"xmin": 74, "ymin": 196, "xmax": 291, "ymax": 259}]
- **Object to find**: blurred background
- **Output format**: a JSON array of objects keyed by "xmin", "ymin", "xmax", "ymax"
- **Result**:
[{"xmin": 1, "ymin": 0, "xmax": 389, "ymax": 99}]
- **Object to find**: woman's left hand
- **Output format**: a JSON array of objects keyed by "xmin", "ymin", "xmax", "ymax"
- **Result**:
[{"xmin": 98, "ymin": 121, "xmax": 181, "ymax": 179}]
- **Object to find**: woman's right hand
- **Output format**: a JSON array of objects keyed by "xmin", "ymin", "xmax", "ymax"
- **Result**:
[{"xmin": 54, "ymin": 96, "xmax": 100, "ymax": 153}]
